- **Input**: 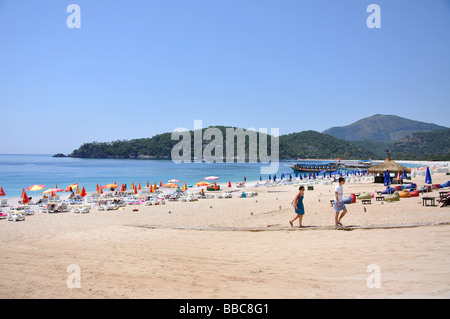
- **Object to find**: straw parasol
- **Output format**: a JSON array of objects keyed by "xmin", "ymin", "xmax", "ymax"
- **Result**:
[{"xmin": 367, "ymin": 158, "xmax": 411, "ymax": 174}]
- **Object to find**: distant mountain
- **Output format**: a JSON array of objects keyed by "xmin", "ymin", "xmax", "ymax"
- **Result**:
[
  {"xmin": 389, "ymin": 128, "xmax": 450, "ymax": 161},
  {"xmin": 323, "ymin": 114, "xmax": 447, "ymax": 142},
  {"xmin": 66, "ymin": 121, "xmax": 449, "ymax": 161}
]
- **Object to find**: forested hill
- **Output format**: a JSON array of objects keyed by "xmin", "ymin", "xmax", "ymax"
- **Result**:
[
  {"xmin": 67, "ymin": 127, "xmax": 375, "ymax": 160},
  {"xmin": 65, "ymin": 124, "xmax": 450, "ymax": 161}
]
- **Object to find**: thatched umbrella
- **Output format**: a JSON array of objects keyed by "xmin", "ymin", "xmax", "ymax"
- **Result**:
[{"xmin": 367, "ymin": 158, "xmax": 411, "ymax": 174}]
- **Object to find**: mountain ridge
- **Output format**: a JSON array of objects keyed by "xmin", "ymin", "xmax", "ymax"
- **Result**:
[{"xmin": 323, "ymin": 114, "xmax": 447, "ymax": 142}]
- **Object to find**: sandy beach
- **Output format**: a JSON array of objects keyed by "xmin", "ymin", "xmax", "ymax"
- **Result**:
[{"xmin": 0, "ymin": 169, "xmax": 449, "ymax": 299}]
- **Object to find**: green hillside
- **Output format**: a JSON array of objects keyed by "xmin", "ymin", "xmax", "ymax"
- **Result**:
[
  {"xmin": 389, "ymin": 128, "xmax": 450, "ymax": 160},
  {"xmin": 69, "ymin": 127, "xmax": 375, "ymax": 160}
]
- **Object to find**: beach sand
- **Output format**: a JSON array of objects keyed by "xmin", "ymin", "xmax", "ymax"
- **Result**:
[{"xmin": 0, "ymin": 172, "xmax": 449, "ymax": 298}]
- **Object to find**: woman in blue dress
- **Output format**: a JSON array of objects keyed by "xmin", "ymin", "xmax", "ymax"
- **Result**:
[{"xmin": 290, "ymin": 186, "xmax": 305, "ymax": 228}]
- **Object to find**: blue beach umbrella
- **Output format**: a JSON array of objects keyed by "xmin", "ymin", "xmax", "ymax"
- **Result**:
[
  {"xmin": 299, "ymin": 174, "xmax": 303, "ymax": 180},
  {"xmin": 295, "ymin": 172, "xmax": 298, "ymax": 178},
  {"xmin": 425, "ymin": 167, "xmax": 432, "ymax": 185},
  {"xmin": 269, "ymin": 174, "xmax": 271, "ymax": 180},
  {"xmin": 260, "ymin": 176, "xmax": 262, "ymax": 181},
  {"xmin": 289, "ymin": 173, "xmax": 292, "ymax": 179},
  {"xmin": 273, "ymin": 174, "xmax": 276, "ymax": 181},
  {"xmin": 403, "ymin": 169, "xmax": 408, "ymax": 180}
]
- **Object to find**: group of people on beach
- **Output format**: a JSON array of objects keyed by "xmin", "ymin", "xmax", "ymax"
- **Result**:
[{"xmin": 290, "ymin": 177, "xmax": 347, "ymax": 228}]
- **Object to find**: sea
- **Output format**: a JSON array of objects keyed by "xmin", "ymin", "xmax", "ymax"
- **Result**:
[{"xmin": 0, "ymin": 154, "xmax": 424, "ymax": 198}]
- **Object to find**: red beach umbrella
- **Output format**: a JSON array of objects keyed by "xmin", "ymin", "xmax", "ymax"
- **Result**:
[
  {"xmin": 21, "ymin": 188, "xmax": 30, "ymax": 204},
  {"xmin": 159, "ymin": 181, "xmax": 163, "ymax": 187},
  {"xmin": 228, "ymin": 181, "xmax": 232, "ymax": 187},
  {"xmin": 134, "ymin": 185, "xmax": 138, "ymax": 194},
  {"xmin": 0, "ymin": 187, "xmax": 6, "ymax": 196},
  {"xmin": 80, "ymin": 186, "xmax": 87, "ymax": 197},
  {"xmin": 138, "ymin": 182, "xmax": 142, "ymax": 190}
]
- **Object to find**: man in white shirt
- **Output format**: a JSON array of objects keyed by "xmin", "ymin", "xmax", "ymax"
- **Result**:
[{"xmin": 334, "ymin": 177, "xmax": 347, "ymax": 228}]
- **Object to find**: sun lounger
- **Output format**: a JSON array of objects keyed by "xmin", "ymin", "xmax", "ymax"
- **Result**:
[
  {"xmin": 72, "ymin": 205, "xmax": 91, "ymax": 213},
  {"xmin": 1, "ymin": 199, "xmax": 8, "ymax": 207},
  {"xmin": 7, "ymin": 212, "xmax": 25, "ymax": 222}
]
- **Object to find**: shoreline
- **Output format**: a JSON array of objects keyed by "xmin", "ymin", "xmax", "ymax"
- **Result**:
[{"xmin": 0, "ymin": 159, "xmax": 450, "ymax": 202}]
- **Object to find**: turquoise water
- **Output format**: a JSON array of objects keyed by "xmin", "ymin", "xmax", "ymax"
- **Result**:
[
  {"xmin": 0, "ymin": 154, "xmax": 286, "ymax": 197},
  {"xmin": 0, "ymin": 155, "xmax": 423, "ymax": 198}
]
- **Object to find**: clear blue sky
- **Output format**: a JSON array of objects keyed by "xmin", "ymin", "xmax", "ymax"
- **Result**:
[{"xmin": 1, "ymin": 0, "xmax": 449, "ymax": 154}]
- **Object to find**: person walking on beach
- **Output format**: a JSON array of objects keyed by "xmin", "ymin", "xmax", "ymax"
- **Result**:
[
  {"xmin": 290, "ymin": 186, "xmax": 305, "ymax": 228},
  {"xmin": 334, "ymin": 177, "xmax": 347, "ymax": 228}
]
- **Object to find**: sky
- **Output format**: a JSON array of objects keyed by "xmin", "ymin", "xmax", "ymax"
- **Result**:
[{"xmin": 0, "ymin": 0, "xmax": 449, "ymax": 154}]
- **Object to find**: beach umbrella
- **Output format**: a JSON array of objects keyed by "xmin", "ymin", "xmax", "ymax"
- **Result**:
[
  {"xmin": 196, "ymin": 181, "xmax": 210, "ymax": 187},
  {"xmin": 213, "ymin": 181, "xmax": 217, "ymax": 189},
  {"xmin": 27, "ymin": 184, "xmax": 45, "ymax": 192},
  {"xmin": 269, "ymin": 174, "xmax": 271, "ymax": 180},
  {"xmin": 101, "ymin": 184, "xmax": 119, "ymax": 190},
  {"xmin": 65, "ymin": 183, "xmax": 79, "ymax": 192},
  {"xmin": 80, "ymin": 186, "xmax": 87, "ymax": 197},
  {"xmin": 154, "ymin": 182, "xmax": 157, "ymax": 190},
  {"xmin": 147, "ymin": 180, "xmax": 149, "ymax": 188},
  {"xmin": 149, "ymin": 184, "xmax": 153, "ymax": 193},
  {"xmin": 403, "ymin": 169, "xmax": 408, "ymax": 180},
  {"xmin": 21, "ymin": 188, "xmax": 30, "ymax": 204},
  {"xmin": 204, "ymin": 176, "xmax": 219, "ymax": 181},
  {"xmin": 43, "ymin": 187, "xmax": 64, "ymax": 195},
  {"xmin": 163, "ymin": 183, "xmax": 179, "ymax": 188},
  {"xmin": 134, "ymin": 185, "xmax": 138, "ymax": 194},
  {"xmin": 260, "ymin": 176, "xmax": 262, "ymax": 181},
  {"xmin": 273, "ymin": 174, "xmax": 276, "ymax": 181},
  {"xmin": 131, "ymin": 182, "xmax": 135, "ymax": 189},
  {"xmin": 182, "ymin": 181, "xmax": 187, "ymax": 191},
  {"xmin": 138, "ymin": 182, "xmax": 142, "ymax": 190},
  {"xmin": 299, "ymin": 174, "xmax": 302, "ymax": 180},
  {"xmin": 289, "ymin": 173, "xmax": 292, "ymax": 179},
  {"xmin": 159, "ymin": 181, "xmax": 163, "ymax": 187},
  {"xmin": 0, "ymin": 187, "xmax": 5, "ymax": 197},
  {"xmin": 280, "ymin": 174, "xmax": 283, "ymax": 180},
  {"xmin": 228, "ymin": 181, "xmax": 231, "ymax": 187},
  {"xmin": 425, "ymin": 167, "xmax": 432, "ymax": 184},
  {"xmin": 169, "ymin": 179, "xmax": 181, "ymax": 183}
]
